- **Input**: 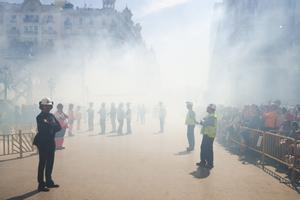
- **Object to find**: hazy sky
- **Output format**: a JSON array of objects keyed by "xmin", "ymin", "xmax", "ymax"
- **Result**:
[{"xmin": 8, "ymin": 0, "xmax": 216, "ymax": 90}]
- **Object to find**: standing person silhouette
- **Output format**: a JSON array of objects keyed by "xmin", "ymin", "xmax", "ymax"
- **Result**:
[
  {"xmin": 110, "ymin": 103, "xmax": 117, "ymax": 133},
  {"xmin": 33, "ymin": 98, "xmax": 61, "ymax": 192},
  {"xmin": 117, "ymin": 103, "xmax": 125, "ymax": 135}
]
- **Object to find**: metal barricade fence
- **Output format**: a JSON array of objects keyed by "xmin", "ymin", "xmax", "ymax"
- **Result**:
[
  {"xmin": 0, "ymin": 131, "xmax": 36, "ymax": 158},
  {"xmin": 218, "ymin": 125, "xmax": 300, "ymax": 185},
  {"xmin": 263, "ymin": 131, "xmax": 295, "ymax": 168}
]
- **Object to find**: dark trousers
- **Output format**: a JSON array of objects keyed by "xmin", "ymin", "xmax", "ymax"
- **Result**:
[
  {"xmin": 88, "ymin": 118, "xmax": 94, "ymax": 131},
  {"xmin": 127, "ymin": 119, "xmax": 132, "ymax": 134},
  {"xmin": 100, "ymin": 119, "xmax": 106, "ymax": 134},
  {"xmin": 200, "ymin": 134, "xmax": 214, "ymax": 166},
  {"xmin": 160, "ymin": 118, "xmax": 165, "ymax": 132},
  {"xmin": 111, "ymin": 117, "xmax": 116, "ymax": 132},
  {"xmin": 118, "ymin": 119, "xmax": 124, "ymax": 134},
  {"xmin": 187, "ymin": 125, "xmax": 195, "ymax": 150},
  {"xmin": 37, "ymin": 144, "xmax": 55, "ymax": 185}
]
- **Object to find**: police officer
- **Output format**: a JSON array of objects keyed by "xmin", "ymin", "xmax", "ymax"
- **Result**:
[
  {"xmin": 196, "ymin": 104, "xmax": 217, "ymax": 169},
  {"xmin": 87, "ymin": 102, "xmax": 94, "ymax": 132},
  {"xmin": 117, "ymin": 103, "xmax": 125, "ymax": 135},
  {"xmin": 185, "ymin": 102, "xmax": 198, "ymax": 152},
  {"xmin": 98, "ymin": 103, "xmax": 107, "ymax": 134},
  {"xmin": 126, "ymin": 103, "xmax": 132, "ymax": 134},
  {"xmin": 33, "ymin": 98, "xmax": 61, "ymax": 192},
  {"xmin": 110, "ymin": 103, "xmax": 117, "ymax": 133},
  {"xmin": 158, "ymin": 102, "xmax": 166, "ymax": 133}
]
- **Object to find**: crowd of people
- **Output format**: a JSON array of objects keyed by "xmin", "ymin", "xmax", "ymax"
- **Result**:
[
  {"xmin": 218, "ymin": 101, "xmax": 300, "ymax": 140},
  {"xmin": 217, "ymin": 100, "xmax": 300, "ymax": 183}
]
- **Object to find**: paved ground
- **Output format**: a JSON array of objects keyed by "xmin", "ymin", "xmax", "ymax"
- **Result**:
[{"xmin": 0, "ymin": 119, "xmax": 299, "ymax": 200}]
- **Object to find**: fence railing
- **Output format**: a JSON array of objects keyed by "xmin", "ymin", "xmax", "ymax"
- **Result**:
[
  {"xmin": 218, "ymin": 125, "xmax": 300, "ymax": 185},
  {"xmin": 0, "ymin": 130, "xmax": 36, "ymax": 159}
]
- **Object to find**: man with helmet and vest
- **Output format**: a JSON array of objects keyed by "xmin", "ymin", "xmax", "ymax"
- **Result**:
[
  {"xmin": 33, "ymin": 98, "xmax": 61, "ymax": 192},
  {"xmin": 196, "ymin": 104, "xmax": 217, "ymax": 169},
  {"xmin": 185, "ymin": 101, "xmax": 198, "ymax": 152}
]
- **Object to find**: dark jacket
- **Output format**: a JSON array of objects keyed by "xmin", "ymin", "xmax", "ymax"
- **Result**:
[{"xmin": 33, "ymin": 112, "xmax": 61, "ymax": 147}]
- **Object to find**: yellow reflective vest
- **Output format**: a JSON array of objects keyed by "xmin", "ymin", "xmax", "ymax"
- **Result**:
[
  {"xmin": 201, "ymin": 113, "xmax": 217, "ymax": 138},
  {"xmin": 185, "ymin": 110, "xmax": 196, "ymax": 125}
]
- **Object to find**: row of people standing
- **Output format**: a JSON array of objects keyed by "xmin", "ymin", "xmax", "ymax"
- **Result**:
[{"xmin": 87, "ymin": 102, "xmax": 132, "ymax": 135}]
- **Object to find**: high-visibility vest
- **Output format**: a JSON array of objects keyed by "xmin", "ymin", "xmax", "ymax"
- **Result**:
[
  {"xmin": 202, "ymin": 113, "xmax": 217, "ymax": 138},
  {"xmin": 185, "ymin": 110, "xmax": 196, "ymax": 125}
]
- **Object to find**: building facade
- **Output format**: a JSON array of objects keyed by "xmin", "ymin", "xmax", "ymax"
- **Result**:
[{"xmin": 0, "ymin": 0, "xmax": 142, "ymax": 56}]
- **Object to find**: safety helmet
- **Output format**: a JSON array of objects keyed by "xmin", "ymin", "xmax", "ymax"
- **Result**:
[
  {"xmin": 208, "ymin": 104, "xmax": 216, "ymax": 111},
  {"xmin": 39, "ymin": 97, "xmax": 54, "ymax": 106},
  {"xmin": 186, "ymin": 101, "xmax": 193, "ymax": 106}
]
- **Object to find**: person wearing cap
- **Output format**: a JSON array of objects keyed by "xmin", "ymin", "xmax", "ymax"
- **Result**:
[
  {"xmin": 67, "ymin": 104, "xmax": 75, "ymax": 137},
  {"xmin": 158, "ymin": 102, "xmax": 167, "ymax": 133},
  {"xmin": 87, "ymin": 102, "xmax": 95, "ymax": 132},
  {"xmin": 98, "ymin": 103, "xmax": 107, "ymax": 134},
  {"xmin": 126, "ymin": 103, "xmax": 132, "ymax": 134},
  {"xmin": 54, "ymin": 103, "xmax": 68, "ymax": 150},
  {"xmin": 110, "ymin": 103, "xmax": 117, "ymax": 133},
  {"xmin": 185, "ymin": 102, "xmax": 198, "ymax": 152},
  {"xmin": 196, "ymin": 104, "xmax": 217, "ymax": 169},
  {"xmin": 117, "ymin": 103, "xmax": 125, "ymax": 135},
  {"xmin": 33, "ymin": 98, "xmax": 61, "ymax": 192}
]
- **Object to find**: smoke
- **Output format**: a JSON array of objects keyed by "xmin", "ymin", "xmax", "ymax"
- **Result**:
[{"xmin": 209, "ymin": 0, "xmax": 300, "ymax": 105}]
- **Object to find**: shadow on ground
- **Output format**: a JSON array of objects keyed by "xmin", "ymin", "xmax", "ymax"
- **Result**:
[
  {"xmin": 174, "ymin": 150, "xmax": 191, "ymax": 156},
  {"xmin": 6, "ymin": 190, "xmax": 39, "ymax": 200},
  {"xmin": 190, "ymin": 167, "xmax": 210, "ymax": 179}
]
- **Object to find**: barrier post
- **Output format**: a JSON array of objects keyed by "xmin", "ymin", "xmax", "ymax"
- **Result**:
[
  {"xmin": 3, "ymin": 135, "xmax": 5, "ymax": 155},
  {"xmin": 291, "ymin": 139, "xmax": 297, "ymax": 185},
  {"xmin": 262, "ymin": 133, "xmax": 266, "ymax": 169},
  {"xmin": 19, "ymin": 130, "xmax": 23, "ymax": 158}
]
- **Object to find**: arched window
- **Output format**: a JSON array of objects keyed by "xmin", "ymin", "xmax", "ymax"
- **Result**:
[{"xmin": 64, "ymin": 18, "xmax": 72, "ymax": 30}]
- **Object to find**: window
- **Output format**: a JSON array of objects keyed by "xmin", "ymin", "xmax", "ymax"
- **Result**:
[
  {"xmin": 10, "ymin": 15, "xmax": 17, "ymax": 23},
  {"xmin": 24, "ymin": 15, "xmax": 39, "ymax": 23},
  {"xmin": 24, "ymin": 25, "xmax": 38, "ymax": 34},
  {"xmin": 46, "ymin": 15, "xmax": 54, "ymax": 23},
  {"xmin": 64, "ymin": 18, "xmax": 72, "ymax": 30}
]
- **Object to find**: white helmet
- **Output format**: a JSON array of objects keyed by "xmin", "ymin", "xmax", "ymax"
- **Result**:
[
  {"xmin": 39, "ymin": 97, "xmax": 54, "ymax": 106},
  {"xmin": 208, "ymin": 104, "xmax": 216, "ymax": 111}
]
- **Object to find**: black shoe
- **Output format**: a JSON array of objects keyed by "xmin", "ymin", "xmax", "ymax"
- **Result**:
[
  {"xmin": 186, "ymin": 147, "xmax": 194, "ymax": 152},
  {"xmin": 206, "ymin": 164, "xmax": 214, "ymax": 170},
  {"xmin": 196, "ymin": 161, "xmax": 206, "ymax": 167},
  {"xmin": 38, "ymin": 184, "xmax": 49, "ymax": 192},
  {"xmin": 46, "ymin": 181, "xmax": 60, "ymax": 188},
  {"xmin": 46, "ymin": 183, "xmax": 59, "ymax": 188}
]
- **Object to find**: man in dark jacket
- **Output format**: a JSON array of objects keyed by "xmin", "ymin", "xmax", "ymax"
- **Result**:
[{"xmin": 33, "ymin": 98, "xmax": 61, "ymax": 192}]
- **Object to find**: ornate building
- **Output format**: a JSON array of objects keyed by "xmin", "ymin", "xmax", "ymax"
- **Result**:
[
  {"xmin": 0, "ymin": 0, "xmax": 142, "ymax": 56},
  {"xmin": 209, "ymin": 0, "xmax": 300, "ymax": 104}
]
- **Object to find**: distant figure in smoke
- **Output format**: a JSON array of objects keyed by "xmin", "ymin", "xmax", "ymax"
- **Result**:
[
  {"xmin": 54, "ymin": 103, "xmax": 68, "ymax": 150},
  {"xmin": 67, "ymin": 104, "xmax": 75, "ymax": 136},
  {"xmin": 110, "ymin": 103, "xmax": 117, "ymax": 133},
  {"xmin": 87, "ymin": 103, "xmax": 94, "ymax": 132},
  {"xmin": 137, "ymin": 104, "xmax": 146, "ymax": 124},
  {"xmin": 75, "ymin": 106, "xmax": 82, "ymax": 131},
  {"xmin": 33, "ymin": 98, "xmax": 61, "ymax": 192},
  {"xmin": 196, "ymin": 104, "xmax": 217, "ymax": 169},
  {"xmin": 98, "ymin": 103, "xmax": 107, "ymax": 134},
  {"xmin": 126, "ymin": 103, "xmax": 132, "ymax": 134},
  {"xmin": 185, "ymin": 102, "xmax": 198, "ymax": 152},
  {"xmin": 117, "ymin": 103, "xmax": 125, "ymax": 135},
  {"xmin": 158, "ymin": 102, "xmax": 167, "ymax": 133}
]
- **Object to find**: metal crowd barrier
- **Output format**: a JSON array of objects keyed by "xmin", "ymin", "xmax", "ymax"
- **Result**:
[
  {"xmin": 0, "ymin": 131, "xmax": 36, "ymax": 159},
  {"xmin": 218, "ymin": 124, "xmax": 300, "ymax": 185}
]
